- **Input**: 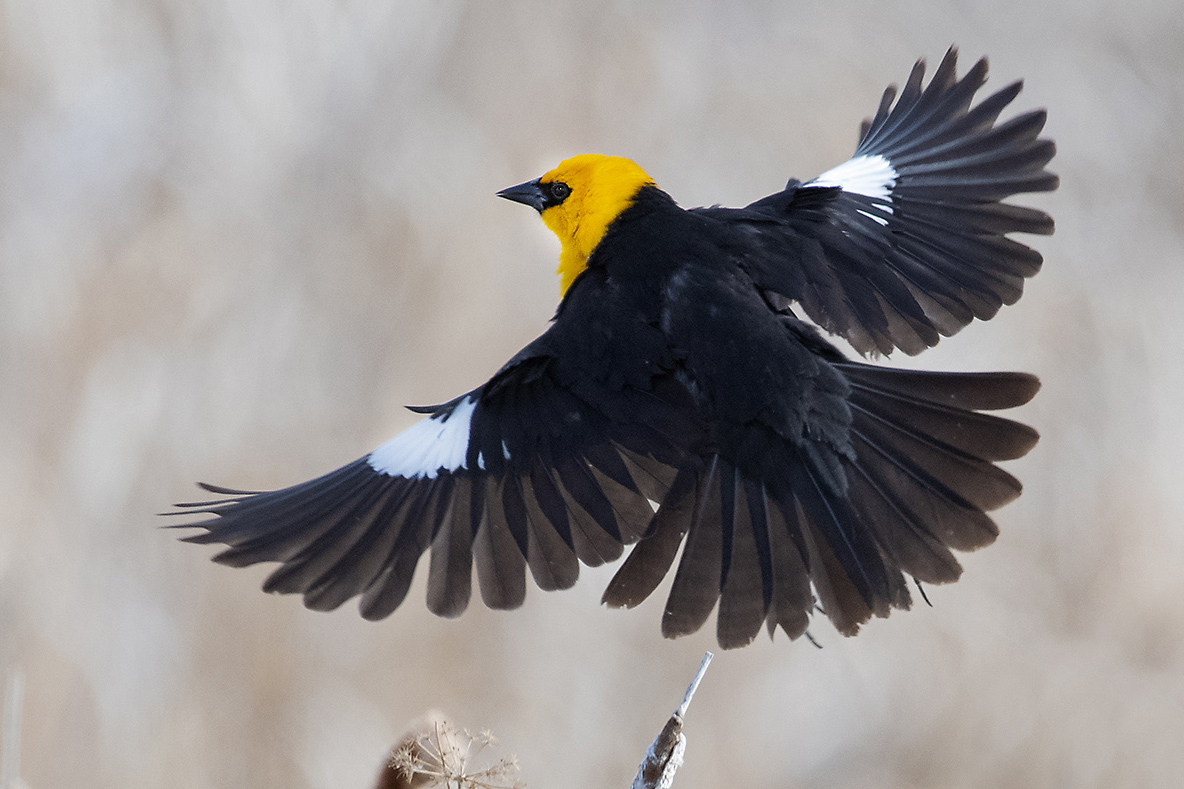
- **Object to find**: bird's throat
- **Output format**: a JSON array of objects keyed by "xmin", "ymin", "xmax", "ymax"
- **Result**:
[{"xmin": 556, "ymin": 242, "xmax": 588, "ymax": 295}]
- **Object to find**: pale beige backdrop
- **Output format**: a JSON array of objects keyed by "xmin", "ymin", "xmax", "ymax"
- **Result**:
[{"xmin": 1, "ymin": 1, "xmax": 1182, "ymax": 787}]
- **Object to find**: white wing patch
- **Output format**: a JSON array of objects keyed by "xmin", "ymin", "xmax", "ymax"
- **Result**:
[
  {"xmin": 368, "ymin": 397, "xmax": 477, "ymax": 479},
  {"xmin": 810, "ymin": 154, "xmax": 898, "ymax": 202},
  {"xmin": 857, "ymin": 208, "xmax": 890, "ymax": 227}
]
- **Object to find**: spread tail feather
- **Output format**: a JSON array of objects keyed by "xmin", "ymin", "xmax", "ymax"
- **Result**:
[{"xmin": 604, "ymin": 363, "xmax": 1039, "ymax": 646}]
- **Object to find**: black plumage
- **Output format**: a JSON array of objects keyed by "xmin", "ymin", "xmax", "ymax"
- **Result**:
[{"xmin": 171, "ymin": 49, "xmax": 1054, "ymax": 648}]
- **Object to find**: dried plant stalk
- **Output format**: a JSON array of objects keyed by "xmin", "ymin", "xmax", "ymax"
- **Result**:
[
  {"xmin": 631, "ymin": 652, "xmax": 713, "ymax": 789},
  {"xmin": 375, "ymin": 711, "xmax": 522, "ymax": 789},
  {"xmin": 374, "ymin": 652, "xmax": 713, "ymax": 789}
]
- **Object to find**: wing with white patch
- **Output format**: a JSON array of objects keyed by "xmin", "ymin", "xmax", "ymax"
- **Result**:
[
  {"xmin": 172, "ymin": 355, "xmax": 693, "ymax": 621},
  {"xmin": 696, "ymin": 47, "xmax": 1058, "ymax": 356}
]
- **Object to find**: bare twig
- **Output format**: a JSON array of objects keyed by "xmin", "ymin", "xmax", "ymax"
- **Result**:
[{"xmin": 631, "ymin": 652, "xmax": 713, "ymax": 789}]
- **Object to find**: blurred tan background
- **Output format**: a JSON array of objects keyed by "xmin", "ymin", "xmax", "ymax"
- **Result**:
[{"xmin": 1, "ymin": 1, "xmax": 1182, "ymax": 787}]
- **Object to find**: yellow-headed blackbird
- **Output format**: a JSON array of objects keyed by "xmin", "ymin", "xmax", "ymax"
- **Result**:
[{"xmin": 175, "ymin": 50, "xmax": 1056, "ymax": 648}]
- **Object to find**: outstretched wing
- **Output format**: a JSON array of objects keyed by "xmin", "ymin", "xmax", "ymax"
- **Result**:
[
  {"xmin": 171, "ymin": 348, "xmax": 696, "ymax": 621},
  {"xmin": 696, "ymin": 47, "xmax": 1058, "ymax": 356}
]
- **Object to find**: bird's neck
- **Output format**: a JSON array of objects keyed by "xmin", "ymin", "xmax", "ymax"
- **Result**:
[
  {"xmin": 556, "ymin": 242, "xmax": 589, "ymax": 295},
  {"xmin": 553, "ymin": 185, "xmax": 678, "ymax": 295}
]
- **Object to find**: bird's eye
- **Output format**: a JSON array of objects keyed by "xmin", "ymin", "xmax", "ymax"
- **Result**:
[{"xmin": 550, "ymin": 182, "xmax": 571, "ymax": 201}]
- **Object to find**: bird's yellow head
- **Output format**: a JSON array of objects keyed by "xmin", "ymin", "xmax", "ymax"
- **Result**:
[{"xmin": 498, "ymin": 154, "xmax": 655, "ymax": 295}]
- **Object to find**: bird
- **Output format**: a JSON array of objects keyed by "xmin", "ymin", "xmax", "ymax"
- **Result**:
[{"xmin": 172, "ymin": 49, "xmax": 1056, "ymax": 649}]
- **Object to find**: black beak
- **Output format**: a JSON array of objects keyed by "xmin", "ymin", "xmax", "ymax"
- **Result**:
[{"xmin": 497, "ymin": 178, "xmax": 546, "ymax": 212}]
